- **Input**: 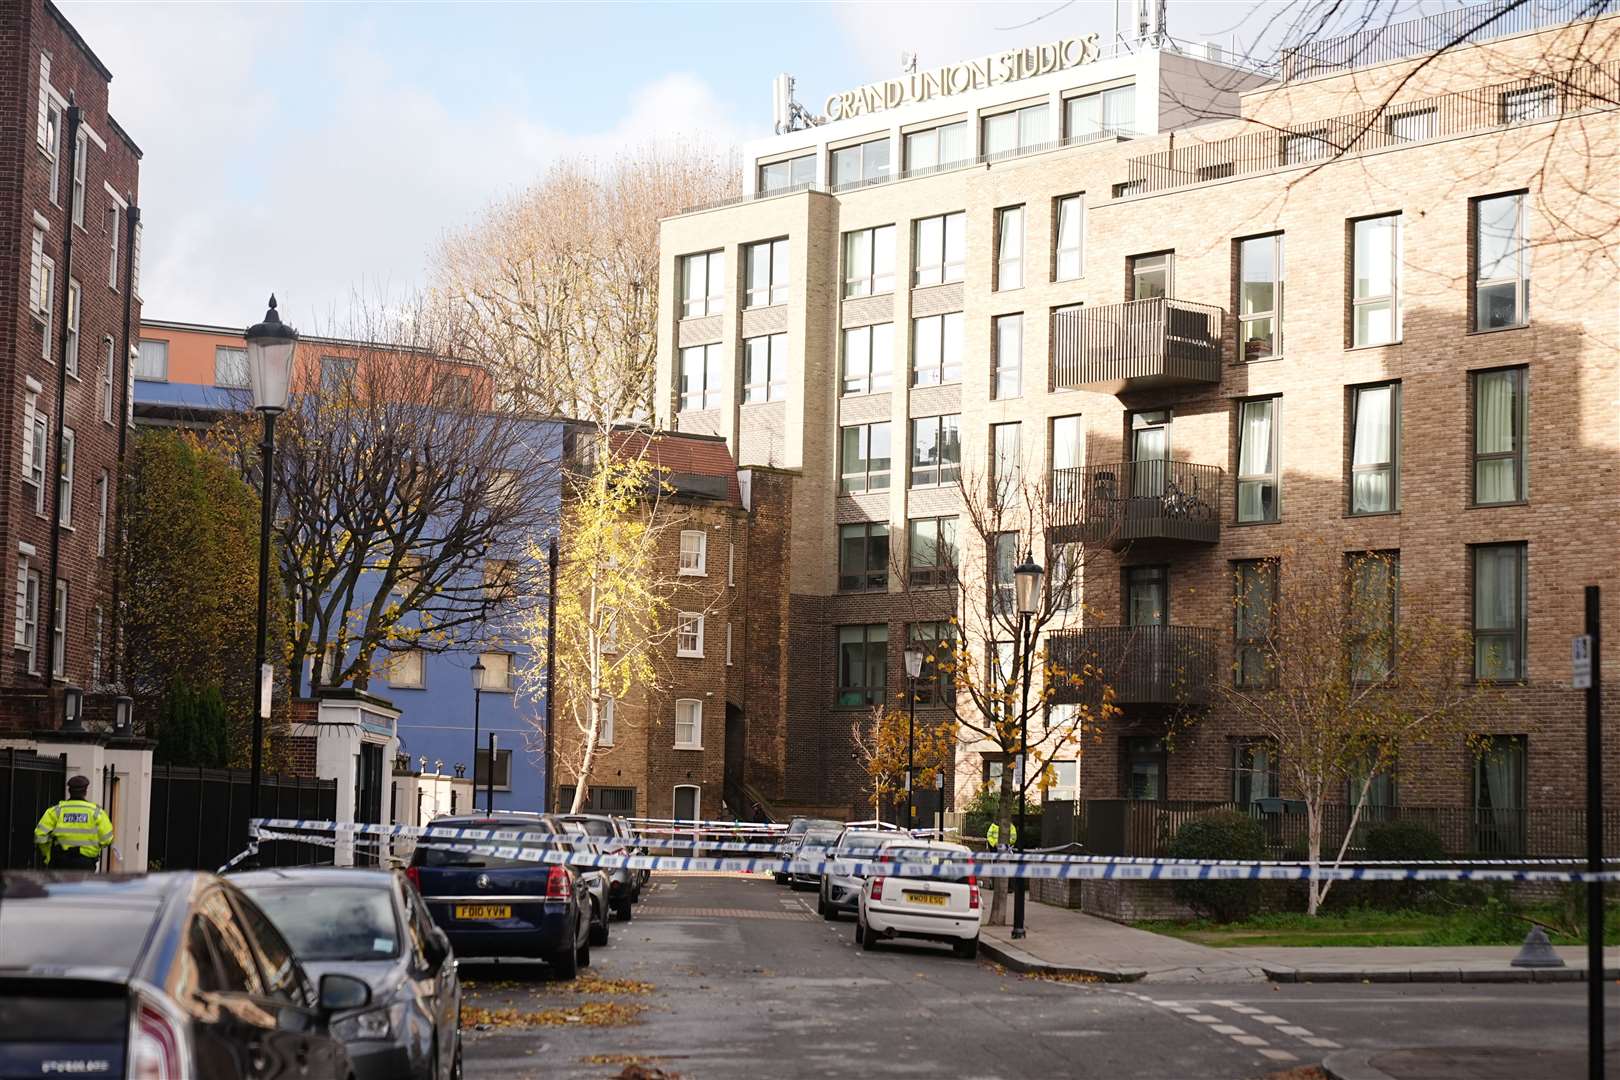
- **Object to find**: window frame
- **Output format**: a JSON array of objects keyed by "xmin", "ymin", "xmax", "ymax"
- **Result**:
[
  {"xmin": 1471, "ymin": 366, "xmax": 1528, "ymax": 506},
  {"xmin": 989, "ymin": 422, "xmax": 1021, "ymax": 508},
  {"xmin": 680, "ymin": 250, "xmax": 726, "ymax": 318},
  {"xmin": 1350, "ymin": 213, "xmax": 1401, "ymax": 348},
  {"xmin": 58, "ymin": 427, "xmax": 74, "ymax": 528},
  {"xmin": 980, "ymin": 101, "xmax": 1049, "ymax": 157},
  {"xmin": 1053, "ymin": 195, "xmax": 1083, "ymax": 281},
  {"xmin": 677, "ymin": 342, "xmax": 723, "ymax": 412},
  {"xmin": 840, "ymin": 321, "xmax": 893, "ymax": 397},
  {"xmin": 1129, "ymin": 251, "xmax": 1173, "ymax": 300},
  {"xmin": 71, "ymin": 127, "xmax": 86, "ymax": 228},
  {"xmin": 906, "ymin": 620, "xmax": 956, "ymax": 706},
  {"xmin": 135, "ymin": 338, "xmax": 168, "ymax": 382},
  {"xmin": 215, "ymin": 346, "xmax": 250, "ymax": 389},
  {"xmin": 1233, "ymin": 559, "xmax": 1277, "ymax": 689},
  {"xmin": 96, "ymin": 470, "xmax": 108, "ymax": 557},
  {"xmin": 20, "ymin": 565, "xmax": 40, "ymax": 674},
  {"xmin": 836, "ymin": 623, "xmax": 889, "ymax": 708},
  {"xmin": 473, "ymin": 747, "xmax": 513, "ymax": 791},
  {"xmin": 910, "ymin": 311, "xmax": 963, "ymax": 387},
  {"xmin": 678, "ymin": 530, "xmax": 708, "ymax": 576},
  {"xmin": 1063, "ymin": 84, "xmax": 1135, "ymax": 141},
  {"xmin": 911, "ymin": 212, "xmax": 966, "ymax": 287},
  {"xmin": 1471, "ymin": 192, "xmax": 1529, "ymax": 332},
  {"xmin": 1472, "ymin": 542, "xmax": 1527, "ymax": 683},
  {"xmin": 100, "ymin": 337, "xmax": 116, "ymax": 424},
  {"xmin": 387, "ymin": 648, "xmax": 427, "ymax": 690},
  {"xmin": 64, "ymin": 279, "xmax": 80, "ymax": 377},
  {"xmin": 1234, "ymin": 396, "xmax": 1281, "ymax": 524},
  {"xmin": 842, "ymin": 225, "xmax": 896, "ymax": 298},
  {"xmin": 106, "ymin": 205, "xmax": 120, "ymax": 289},
  {"xmin": 1230, "ymin": 737, "xmax": 1280, "ymax": 808},
  {"xmin": 995, "ymin": 205, "xmax": 1024, "ymax": 291},
  {"xmin": 1348, "ymin": 381, "xmax": 1400, "ymax": 516},
  {"xmin": 829, "ymin": 136, "xmax": 891, "ymax": 190},
  {"xmin": 902, "ymin": 120, "xmax": 969, "ymax": 174},
  {"xmin": 839, "ymin": 422, "xmax": 891, "ymax": 495},
  {"xmin": 476, "ymin": 651, "xmax": 516, "ymax": 693},
  {"xmin": 908, "ymin": 414, "xmax": 961, "ymax": 489},
  {"xmin": 44, "ymin": 100, "xmax": 63, "ymax": 205},
  {"xmin": 1501, "ymin": 84, "xmax": 1557, "ymax": 125},
  {"xmin": 1348, "ymin": 551, "xmax": 1400, "ymax": 686},
  {"xmin": 676, "ymin": 612, "xmax": 705, "ymax": 659},
  {"xmin": 907, "ymin": 516, "xmax": 958, "ymax": 589},
  {"xmin": 51, "ymin": 579, "xmax": 67, "ymax": 679},
  {"xmin": 598, "ymin": 697, "xmax": 615, "ymax": 747},
  {"xmin": 674, "ymin": 699, "xmax": 704, "ymax": 750},
  {"xmin": 837, "ymin": 522, "xmax": 890, "ymax": 593},
  {"xmin": 1236, "ymin": 233, "xmax": 1283, "ymax": 362},
  {"xmin": 992, "ymin": 313, "xmax": 1022, "ymax": 400},
  {"xmin": 756, "ymin": 152, "xmax": 815, "ymax": 195},
  {"xmin": 744, "ymin": 238, "xmax": 789, "ymax": 308},
  {"xmin": 742, "ymin": 332, "xmax": 787, "ymax": 404}
]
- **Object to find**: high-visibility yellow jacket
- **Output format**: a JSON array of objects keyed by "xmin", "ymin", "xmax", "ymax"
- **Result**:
[
  {"xmin": 986, "ymin": 822, "xmax": 1017, "ymax": 848},
  {"xmin": 34, "ymin": 799, "xmax": 114, "ymax": 863}
]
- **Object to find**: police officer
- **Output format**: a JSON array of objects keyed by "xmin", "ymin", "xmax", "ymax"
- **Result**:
[
  {"xmin": 986, "ymin": 820, "xmax": 1017, "ymax": 850},
  {"xmin": 34, "ymin": 775, "xmax": 114, "ymax": 871}
]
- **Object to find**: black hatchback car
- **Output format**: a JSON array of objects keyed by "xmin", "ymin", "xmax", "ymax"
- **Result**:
[{"xmin": 0, "ymin": 872, "xmax": 367, "ymax": 1079}]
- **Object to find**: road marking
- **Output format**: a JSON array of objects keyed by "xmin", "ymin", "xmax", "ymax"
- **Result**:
[
  {"xmin": 1259, "ymin": 1049, "xmax": 1299, "ymax": 1062},
  {"xmin": 1232, "ymin": 1035, "xmax": 1269, "ymax": 1047},
  {"xmin": 1211, "ymin": 1024, "xmax": 1245, "ymax": 1035},
  {"xmin": 1187, "ymin": 1014, "xmax": 1219, "ymax": 1023},
  {"xmin": 1226, "ymin": 1005, "xmax": 1262, "ymax": 1015},
  {"xmin": 1303, "ymin": 1037, "xmax": 1343, "ymax": 1049},
  {"xmin": 1278, "ymin": 1025, "xmax": 1314, "ymax": 1037},
  {"xmin": 1253, "ymin": 1015, "xmax": 1288, "ymax": 1024}
]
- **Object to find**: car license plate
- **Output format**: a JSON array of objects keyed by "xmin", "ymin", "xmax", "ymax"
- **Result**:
[
  {"xmin": 454, "ymin": 904, "xmax": 511, "ymax": 920},
  {"xmin": 904, "ymin": 891, "xmax": 946, "ymax": 907}
]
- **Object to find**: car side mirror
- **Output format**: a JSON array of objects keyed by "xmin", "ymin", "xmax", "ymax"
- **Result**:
[
  {"xmin": 318, "ymin": 973, "xmax": 371, "ymax": 1015},
  {"xmin": 423, "ymin": 928, "xmax": 451, "ymax": 969}
]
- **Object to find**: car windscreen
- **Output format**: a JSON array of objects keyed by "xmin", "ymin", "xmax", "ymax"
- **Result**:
[
  {"xmin": 835, "ymin": 833, "xmax": 893, "ymax": 854},
  {"xmin": 875, "ymin": 847, "xmax": 974, "ymax": 884},
  {"xmin": 0, "ymin": 899, "xmax": 156, "ymax": 972},
  {"xmin": 568, "ymin": 819, "xmax": 615, "ymax": 839},
  {"xmin": 240, "ymin": 884, "xmax": 402, "ymax": 961},
  {"xmin": 410, "ymin": 826, "xmax": 557, "ymax": 869},
  {"xmin": 799, "ymin": 831, "xmax": 842, "ymax": 849}
]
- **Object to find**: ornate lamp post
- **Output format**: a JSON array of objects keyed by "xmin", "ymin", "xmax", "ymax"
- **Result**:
[
  {"xmin": 903, "ymin": 644, "xmax": 924, "ymax": 830},
  {"xmin": 470, "ymin": 656, "xmax": 486, "ymax": 809},
  {"xmin": 1011, "ymin": 553, "xmax": 1044, "ymax": 940}
]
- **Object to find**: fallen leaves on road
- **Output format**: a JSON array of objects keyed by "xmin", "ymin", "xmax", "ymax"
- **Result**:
[
  {"xmin": 462, "ymin": 1001, "xmax": 645, "ymax": 1029},
  {"xmin": 615, "ymin": 1066, "xmax": 682, "ymax": 1080},
  {"xmin": 1020, "ymin": 971, "xmax": 1102, "ymax": 985},
  {"xmin": 553, "ymin": 973, "xmax": 656, "ymax": 996},
  {"xmin": 581, "ymin": 1054, "xmax": 667, "ymax": 1067}
]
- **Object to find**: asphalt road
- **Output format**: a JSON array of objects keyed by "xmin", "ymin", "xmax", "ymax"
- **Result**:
[{"xmin": 460, "ymin": 874, "xmax": 1620, "ymax": 1080}]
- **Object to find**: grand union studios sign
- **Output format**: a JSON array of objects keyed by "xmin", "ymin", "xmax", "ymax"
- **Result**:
[{"xmin": 824, "ymin": 34, "xmax": 1104, "ymax": 121}]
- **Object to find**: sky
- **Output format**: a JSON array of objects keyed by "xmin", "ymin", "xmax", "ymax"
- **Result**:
[{"xmin": 58, "ymin": 0, "xmax": 1403, "ymax": 330}]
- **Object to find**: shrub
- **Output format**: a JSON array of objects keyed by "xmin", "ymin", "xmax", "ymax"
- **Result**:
[
  {"xmin": 1364, "ymin": 820, "xmax": 1446, "ymax": 862},
  {"xmin": 1167, "ymin": 810, "xmax": 1266, "ymax": 922}
]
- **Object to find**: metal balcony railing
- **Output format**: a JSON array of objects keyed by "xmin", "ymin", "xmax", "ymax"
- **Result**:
[
  {"xmin": 1052, "ymin": 298, "xmax": 1224, "ymax": 393},
  {"xmin": 1047, "ymin": 625, "xmax": 1216, "ymax": 708},
  {"xmin": 1049, "ymin": 461, "xmax": 1222, "ymax": 549}
]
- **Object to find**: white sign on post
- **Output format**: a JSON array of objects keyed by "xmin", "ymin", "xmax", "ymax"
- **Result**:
[
  {"xmin": 1572, "ymin": 634, "xmax": 1593, "ymax": 689},
  {"xmin": 259, "ymin": 662, "xmax": 274, "ymax": 718}
]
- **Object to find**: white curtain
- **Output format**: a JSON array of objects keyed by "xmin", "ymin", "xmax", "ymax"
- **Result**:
[
  {"xmin": 1237, "ymin": 400, "xmax": 1274, "ymax": 520},
  {"xmin": 1475, "ymin": 371, "xmax": 1518, "ymax": 501},
  {"xmin": 1352, "ymin": 386, "xmax": 1392, "ymax": 511}
]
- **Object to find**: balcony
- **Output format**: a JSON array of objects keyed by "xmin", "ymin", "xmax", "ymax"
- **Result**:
[
  {"xmin": 1046, "ymin": 625, "xmax": 1216, "ymax": 708},
  {"xmin": 1052, "ymin": 298, "xmax": 1224, "ymax": 394},
  {"xmin": 1049, "ymin": 461, "xmax": 1222, "ymax": 549}
]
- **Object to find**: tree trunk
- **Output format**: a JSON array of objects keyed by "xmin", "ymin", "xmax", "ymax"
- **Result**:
[
  {"xmin": 987, "ymin": 765, "xmax": 1016, "ymax": 926},
  {"xmin": 569, "ymin": 699, "xmax": 602, "ymax": 814},
  {"xmin": 1305, "ymin": 797, "xmax": 1324, "ymax": 916}
]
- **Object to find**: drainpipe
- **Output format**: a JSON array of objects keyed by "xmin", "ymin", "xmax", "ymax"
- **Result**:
[{"xmin": 109, "ymin": 203, "xmax": 139, "ymax": 691}]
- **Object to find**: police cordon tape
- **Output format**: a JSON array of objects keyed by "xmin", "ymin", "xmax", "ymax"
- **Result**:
[{"xmin": 235, "ymin": 820, "xmax": 1620, "ymax": 883}]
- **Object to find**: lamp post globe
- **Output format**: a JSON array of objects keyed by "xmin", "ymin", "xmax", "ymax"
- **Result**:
[
  {"xmin": 244, "ymin": 295, "xmax": 298, "ymax": 414},
  {"xmin": 1011, "ymin": 552, "xmax": 1042, "ymax": 940},
  {"xmin": 1013, "ymin": 555, "xmax": 1044, "ymax": 616}
]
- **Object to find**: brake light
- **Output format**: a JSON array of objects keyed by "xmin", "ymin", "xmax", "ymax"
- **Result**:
[
  {"xmin": 968, "ymin": 877, "xmax": 981, "ymax": 911},
  {"xmin": 870, "ymin": 877, "xmax": 884, "ymax": 901},
  {"xmin": 545, "ymin": 865, "xmax": 571, "ymax": 900},
  {"xmin": 405, "ymin": 866, "xmax": 421, "ymax": 891},
  {"xmin": 129, "ymin": 996, "xmax": 188, "ymax": 1080}
]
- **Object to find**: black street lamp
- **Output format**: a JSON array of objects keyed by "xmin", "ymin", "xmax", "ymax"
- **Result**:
[
  {"xmin": 470, "ymin": 656, "xmax": 486, "ymax": 810},
  {"xmin": 244, "ymin": 296, "xmax": 297, "ymax": 825},
  {"xmin": 1011, "ymin": 552, "xmax": 1044, "ymax": 941},
  {"xmin": 60, "ymin": 684, "xmax": 84, "ymax": 733},
  {"xmin": 903, "ymin": 644, "xmax": 924, "ymax": 831}
]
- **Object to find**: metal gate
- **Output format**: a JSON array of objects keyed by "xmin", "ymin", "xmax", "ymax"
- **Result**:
[
  {"xmin": 149, "ymin": 766, "xmax": 337, "ymax": 871},
  {"xmin": 0, "ymin": 747, "xmax": 68, "ymax": 870}
]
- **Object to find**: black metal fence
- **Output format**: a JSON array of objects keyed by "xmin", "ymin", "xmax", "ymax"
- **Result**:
[
  {"xmin": 0, "ymin": 747, "xmax": 67, "ymax": 870},
  {"xmin": 1050, "ymin": 460, "xmax": 1222, "ymax": 548},
  {"xmin": 1047, "ymin": 625, "xmax": 1217, "ymax": 707},
  {"xmin": 149, "ymin": 766, "xmax": 337, "ymax": 871}
]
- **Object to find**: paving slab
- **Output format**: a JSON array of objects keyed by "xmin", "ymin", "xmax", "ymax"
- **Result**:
[
  {"xmin": 1324, "ymin": 1045, "xmax": 1617, "ymax": 1080},
  {"xmin": 978, "ymin": 904, "xmax": 1266, "ymax": 982}
]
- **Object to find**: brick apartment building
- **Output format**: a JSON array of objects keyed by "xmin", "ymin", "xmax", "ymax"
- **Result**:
[{"xmin": 654, "ymin": 10, "xmax": 1620, "ymax": 828}]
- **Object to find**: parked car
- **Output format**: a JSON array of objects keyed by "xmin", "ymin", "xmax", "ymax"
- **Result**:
[
  {"xmin": 817, "ymin": 828, "xmax": 896, "ymax": 920},
  {"xmin": 408, "ymin": 814, "xmax": 592, "ymax": 977},
  {"xmin": 790, "ymin": 825, "xmax": 845, "ymax": 890},
  {"xmin": 232, "ymin": 867, "xmax": 463, "ymax": 1080},
  {"xmin": 555, "ymin": 820, "xmax": 612, "ymax": 945},
  {"xmin": 0, "ymin": 871, "xmax": 365, "ymax": 1079},
  {"xmin": 774, "ymin": 817, "xmax": 841, "ymax": 885},
  {"xmin": 610, "ymin": 815, "xmax": 651, "ymax": 897},
  {"xmin": 558, "ymin": 813, "xmax": 638, "ymax": 918},
  {"xmin": 855, "ymin": 839, "xmax": 983, "ymax": 959}
]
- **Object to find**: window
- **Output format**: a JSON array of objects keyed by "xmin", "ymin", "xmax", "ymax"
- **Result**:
[
  {"xmin": 1196, "ymin": 162, "xmax": 1235, "ymax": 181},
  {"xmin": 1350, "ymin": 383, "xmax": 1399, "ymax": 514},
  {"xmin": 1238, "ymin": 234, "xmax": 1282, "ymax": 361},
  {"xmin": 830, "ymin": 136, "xmax": 891, "ymax": 189},
  {"xmin": 745, "ymin": 238, "xmax": 789, "ymax": 307},
  {"xmin": 726, "ymin": 622, "xmax": 733, "ymax": 666},
  {"xmin": 992, "ymin": 314, "xmax": 1022, "ymax": 399},
  {"xmin": 838, "ymin": 523, "xmax": 889, "ymax": 592},
  {"xmin": 837, "ymin": 624, "xmax": 888, "ymax": 707},
  {"xmin": 51, "ymin": 579, "xmax": 67, "ymax": 678},
  {"xmin": 1234, "ymin": 559, "xmax": 1277, "ymax": 689},
  {"xmin": 1473, "ymin": 367, "xmax": 1527, "ymax": 505},
  {"xmin": 106, "ymin": 205, "xmax": 120, "ymax": 289},
  {"xmin": 673, "ymin": 783, "xmax": 700, "ymax": 820},
  {"xmin": 674, "ymin": 699, "xmax": 703, "ymax": 749},
  {"xmin": 1049, "ymin": 540, "xmax": 1082, "ymax": 615},
  {"xmin": 1386, "ymin": 107, "xmax": 1436, "ymax": 141},
  {"xmin": 841, "ymin": 322, "xmax": 893, "ymax": 396},
  {"xmin": 58, "ymin": 428, "xmax": 74, "ymax": 528},
  {"xmin": 676, "ymin": 613, "xmax": 705, "ymax": 658},
  {"xmin": 1130, "ymin": 252, "xmax": 1172, "ymax": 300},
  {"xmin": 1473, "ymin": 736, "xmax": 1526, "ymax": 854},
  {"xmin": 132, "ymin": 220, "xmax": 143, "ymax": 301},
  {"xmin": 96, "ymin": 471, "xmax": 108, "ymax": 557},
  {"xmin": 910, "ymin": 311, "xmax": 962, "ymax": 386},
  {"xmin": 907, "ymin": 621, "xmax": 955, "ymax": 706},
  {"xmin": 678, "ymin": 530, "xmax": 708, "ymax": 575},
  {"xmin": 1054, "ymin": 195, "xmax": 1083, "ymax": 281},
  {"xmin": 990, "ymin": 532, "xmax": 1018, "ymax": 618},
  {"xmin": 214, "ymin": 346, "xmax": 249, "ymax": 388},
  {"xmin": 903, "ymin": 121, "xmax": 968, "ymax": 173},
  {"xmin": 995, "ymin": 206, "xmax": 1024, "ymax": 290},
  {"xmin": 728, "ymin": 543, "xmax": 735, "ymax": 587},
  {"xmin": 681, "ymin": 250, "xmax": 725, "ymax": 318},
  {"xmin": 71, "ymin": 128, "xmax": 86, "ymax": 227},
  {"xmin": 909, "ymin": 414, "xmax": 961, "ymax": 488},
  {"xmin": 473, "ymin": 747, "xmax": 513, "ymax": 791},
  {"xmin": 758, "ymin": 153, "xmax": 815, "ymax": 194},
  {"xmin": 1231, "ymin": 738, "xmax": 1279, "ymax": 808},
  {"xmin": 1501, "ymin": 85, "xmax": 1556, "ymax": 124},
  {"xmin": 912, "ymin": 212, "xmax": 965, "ymax": 286},
  {"xmin": 17, "ymin": 563, "xmax": 40, "ymax": 673},
  {"xmin": 1049, "ymin": 415, "xmax": 1083, "ymax": 499},
  {"xmin": 38, "ymin": 255, "xmax": 53, "ymax": 357},
  {"xmin": 1235, "ymin": 397, "xmax": 1279, "ymax": 523},
  {"xmin": 478, "ymin": 651, "xmax": 516, "ymax": 692},
  {"xmin": 100, "ymin": 338, "xmax": 116, "ymax": 423},
  {"xmin": 1349, "ymin": 552, "xmax": 1400, "ymax": 684},
  {"xmin": 1065, "ymin": 84, "xmax": 1135, "ymax": 140},
  {"xmin": 839, "ymin": 422, "xmax": 891, "ymax": 494},
  {"xmin": 1044, "ymin": 758, "xmax": 1080, "ymax": 802},
  {"xmin": 1473, "ymin": 543, "xmax": 1526, "ymax": 682},
  {"xmin": 44, "ymin": 100, "xmax": 62, "ymax": 204},
  {"xmin": 1473, "ymin": 193, "xmax": 1529, "ymax": 330},
  {"xmin": 1280, "ymin": 128, "xmax": 1332, "ymax": 164},
  {"xmin": 678, "ymin": 343, "xmax": 723, "ymax": 411},
  {"xmin": 65, "ymin": 280, "xmax": 80, "ymax": 377},
  {"xmin": 29, "ymin": 227, "xmax": 47, "ymax": 318},
  {"xmin": 91, "ymin": 607, "xmax": 103, "ymax": 688},
  {"xmin": 1352, "ymin": 215, "xmax": 1400, "ymax": 346},
  {"xmin": 990, "ymin": 423, "xmax": 1020, "ymax": 507},
  {"xmin": 30, "ymin": 407, "xmax": 48, "ymax": 514},
  {"xmin": 742, "ymin": 333, "xmax": 787, "ymax": 403},
  {"xmin": 320, "ymin": 356, "xmax": 357, "ymax": 396},
  {"xmin": 599, "ymin": 698, "xmax": 615, "ymax": 746},
  {"xmin": 907, "ymin": 517, "xmax": 958, "ymax": 588},
  {"xmin": 135, "ymin": 339, "xmax": 168, "ymax": 381},
  {"xmin": 387, "ymin": 649, "xmax": 425, "ymax": 689},
  {"xmin": 843, "ymin": 225, "xmax": 895, "ymax": 297},
  {"xmin": 981, "ymin": 102, "xmax": 1049, "ymax": 156}
]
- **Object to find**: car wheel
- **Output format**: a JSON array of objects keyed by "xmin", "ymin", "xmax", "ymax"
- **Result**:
[
  {"xmin": 577, "ymin": 933, "xmax": 592, "ymax": 969},
  {"xmin": 613, "ymin": 895, "xmax": 633, "ymax": 922},
  {"xmin": 815, "ymin": 891, "xmax": 826, "ymax": 916},
  {"xmin": 589, "ymin": 903, "xmax": 610, "ymax": 947},
  {"xmin": 450, "ymin": 1034, "xmax": 463, "ymax": 1080},
  {"xmin": 954, "ymin": 937, "xmax": 980, "ymax": 960},
  {"xmin": 859, "ymin": 917, "xmax": 878, "ymax": 952},
  {"xmin": 772, "ymin": 872, "xmax": 787, "ymax": 885},
  {"xmin": 550, "ymin": 921, "xmax": 580, "ymax": 980},
  {"xmin": 853, "ymin": 917, "xmax": 863, "ymax": 945}
]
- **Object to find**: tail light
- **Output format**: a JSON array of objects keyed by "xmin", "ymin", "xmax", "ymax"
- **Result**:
[
  {"xmin": 869, "ymin": 877, "xmax": 884, "ymax": 901},
  {"xmin": 129, "ymin": 996, "xmax": 189, "ymax": 1080},
  {"xmin": 405, "ymin": 866, "xmax": 421, "ymax": 891},
  {"xmin": 968, "ymin": 876, "xmax": 981, "ymax": 911},
  {"xmin": 545, "ymin": 865, "xmax": 571, "ymax": 900}
]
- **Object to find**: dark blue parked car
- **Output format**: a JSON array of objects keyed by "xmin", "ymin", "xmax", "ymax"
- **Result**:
[{"xmin": 408, "ymin": 814, "xmax": 592, "ymax": 977}]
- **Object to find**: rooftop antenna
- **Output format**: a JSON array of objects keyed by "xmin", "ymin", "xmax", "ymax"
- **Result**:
[
  {"xmin": 772, "ymin": 73, "xmax": 826, "ymax": 134},
  {"xmin": 900, "ymin": 50, "xmax": 919, "ymax": 74},
  {"xmin": 1137, "ymin": 0, "xmax": 1150, "ymax": 42}
]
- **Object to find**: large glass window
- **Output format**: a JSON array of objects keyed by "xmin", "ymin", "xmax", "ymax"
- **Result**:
[
  {"xmin": 840, "ymin": 422, "xmax": 891, "ymax": 494},
  {"xmin": 1501, "ymin": 85, "xmax": 1556, "ymax": 124},
  {"xmin": 215, "ymin": 346, "xmax": 250, "ymax": 389},
  {"xmin": 1238, "ymin": 233, "xmax": 1283, "ymax": 361},
  {"xmin": 1386, "ymin": 107, "xmax": 1437, "ymax": 141},
  {"xmin": 1231, "ymin": 739, "xmax": 1279, "ymax": 808},
  {"xmin": 674, "ymin": 700, "xmax": 703, "ymax": 749},
  {"xmin": 1472, "ymin": 735, "xmax": 1526, "ymax": 854},
  {"xmin": 912, "ymin": 212, "xmax": 966, "ymax": 287},
  {"xmin": 837, "ymin": 624, "xmax": 889, "ymax": 707},
  {"xmin": 1054, "ymin": 195, "xmax": 1083, "ymax": 281},
  {"xmin": 1473, "ymin": 543, "xmax": 1526, "ymax": 682},
  {"xmin": 838, "ymin": 523, "xmax": 889, "ymax": 592},
  {"xmin": 678, "ymin": 342, "xmax": 723, "ymax": 411},
  {"xmin": 990, "ymin": 422, "xmax": 1020, "ymax": 507},
  {"xmin": 830, "ymin": 137, "xmax": 891, "ymax": 189},
  {"xmin": 1130, "ymin": 252, "xmax": 1172, "ymax": 300},
  {"xmin": 981, "ymin": 102, "xmax": 1049, "ymax": 157},
  {"xmin": 843, "ymin": 225, "xmax": 896, "ymax": 297},
  {"xmin": 1349, "ymin": 552, "xmax": 1400, "ymax": 684},
  {"xmin": 758, "ymin": 153, "xmax": 815, "ymax": 194},
  {"xmin": 1049, "ymin": 415, "xmax": 1083, "ymax": 500},
  {"xmin": 745, "ymin": 238, "xmax": 789, "ymax": 308},
  {"xmin": 1065, "ymin": 85, "xmax": 1135, "ymax": 140},
  {"xmin": 911, "ymin": 311, "xmax": 963, "ymax": 386},
  {"xmin": 993, "ymin": 313, "xmax": 1022, "ymax": 399},
  {"xmin": 996, "ymin": 206, "xmax": 1024, "ymax": 291},
  {"xmin": 907, "ymin": 621, "xmax": 956, "ymax": 706},
  {"xmin": 1236, "ymin": 397, "xmax": 1279, "ymax": 523},
  {"xmin": 1126, "ymin": 565, "xmax": 1167, "ymax": 626},
  {"xmin": 1233, "ymin": 559, "xmax": 1276, "ymax": 689},
  {"xmin": 135, "ymin": 339, "xmax": 168, "ymax": 381},
  {"xmin": 841, "ymin": 322, "xmax": 893, "ymax": 396},
  {"xmin": 742, "ymin": 333, "xmax": 786, "ymax": 403},
  {"xmin": 1473, "ymin": 193, "xmax": 1529, "ymax": 330},
  {"xmin": 1350, "ymin": 383, "xmax": 1399, "ymax": 514},
  {"xmin": 1280, "ymin": 128, "xmax": 1332, "ymax": 164},
  {"xmin": 681, "ymin": 250, "xmax": 726, "ymax": 318},
  {"xmin": 909, "ymin": 414, "xmax": 961, "ymax": 488},
  {"xmin": 904, "ymin": 121, "xmax": 969, "ymax": 173},
  {"xmin": 907, "ymin": 517, "xmax": 958, "ymax": 588},
  {"xmin": 1473, "ymin": 367, "xmax": 1527, "ymax": 505},
  {"xmin": 1124, "ymin": 736, "xmax": 1166, "ymax": 800},
  {"xmin": 990, "ymin": 531, "xmax": 1019, "ymax": 619},
  {"xmin": 1352, "ymin": 215, "xmax": 1400, "ymax": 346}
]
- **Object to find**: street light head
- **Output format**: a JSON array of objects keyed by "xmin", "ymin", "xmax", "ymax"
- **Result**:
[
  {"xmin": 60, "ymin": 684, "xmax": 84, "ymax": 732},
  {"xmin": 244, "ymin": 294, "xmax": 299, "ymax": 414},
  {"xmin": 470, "ymin": 656, "xmax": 486, "ymax": 690},
  {"xmin": 1014, "ymin": 554, "xmax": 1044, "ymax": 616},
  {"xmin": 112, "ymin": 695, "xmax": 134, "ymax": 735},
  {"xmin": 904, "ymin": 646, "xmax": 925, "ymax": 680}
]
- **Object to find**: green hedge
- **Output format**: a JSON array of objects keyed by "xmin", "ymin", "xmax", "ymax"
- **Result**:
[{"xmin": 1167, "ymin": 810, "xmax": 1266, "ymax": 922}]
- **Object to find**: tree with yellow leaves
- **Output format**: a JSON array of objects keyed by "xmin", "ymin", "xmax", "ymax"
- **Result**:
[{"xmin": 850, "ymin": 704, "xmax": 956, "ymax": 827}]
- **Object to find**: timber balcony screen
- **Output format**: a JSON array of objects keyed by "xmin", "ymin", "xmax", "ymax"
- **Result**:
[
  {"xmin": 1050, "ymin": 460, "xmax": 1222, "ymax": 548},
  {"xmin": 1047, "ymin": 625, "xmax": 1216, "ymax": 708},
  {"xmin": 1052, "ymin": 298, "xmax": 1223, "ymax": 393}
]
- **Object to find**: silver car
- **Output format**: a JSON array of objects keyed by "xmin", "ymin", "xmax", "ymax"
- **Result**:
[
  {"xmin": 818, "ymin": 829, "xmax": 899, "ymax": 920},
  {"xmin": 559, "ymin": 813, "xmax": 637, "ymax": 920},
  {"xmin": 557, "ymin": 820, "xmax": 612, "ymax": 946}
]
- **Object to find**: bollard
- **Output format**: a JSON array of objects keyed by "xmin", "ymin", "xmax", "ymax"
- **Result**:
[{"xmin": 1510, "ymin": 924, "xmax": 1566, "ymax": 968}]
